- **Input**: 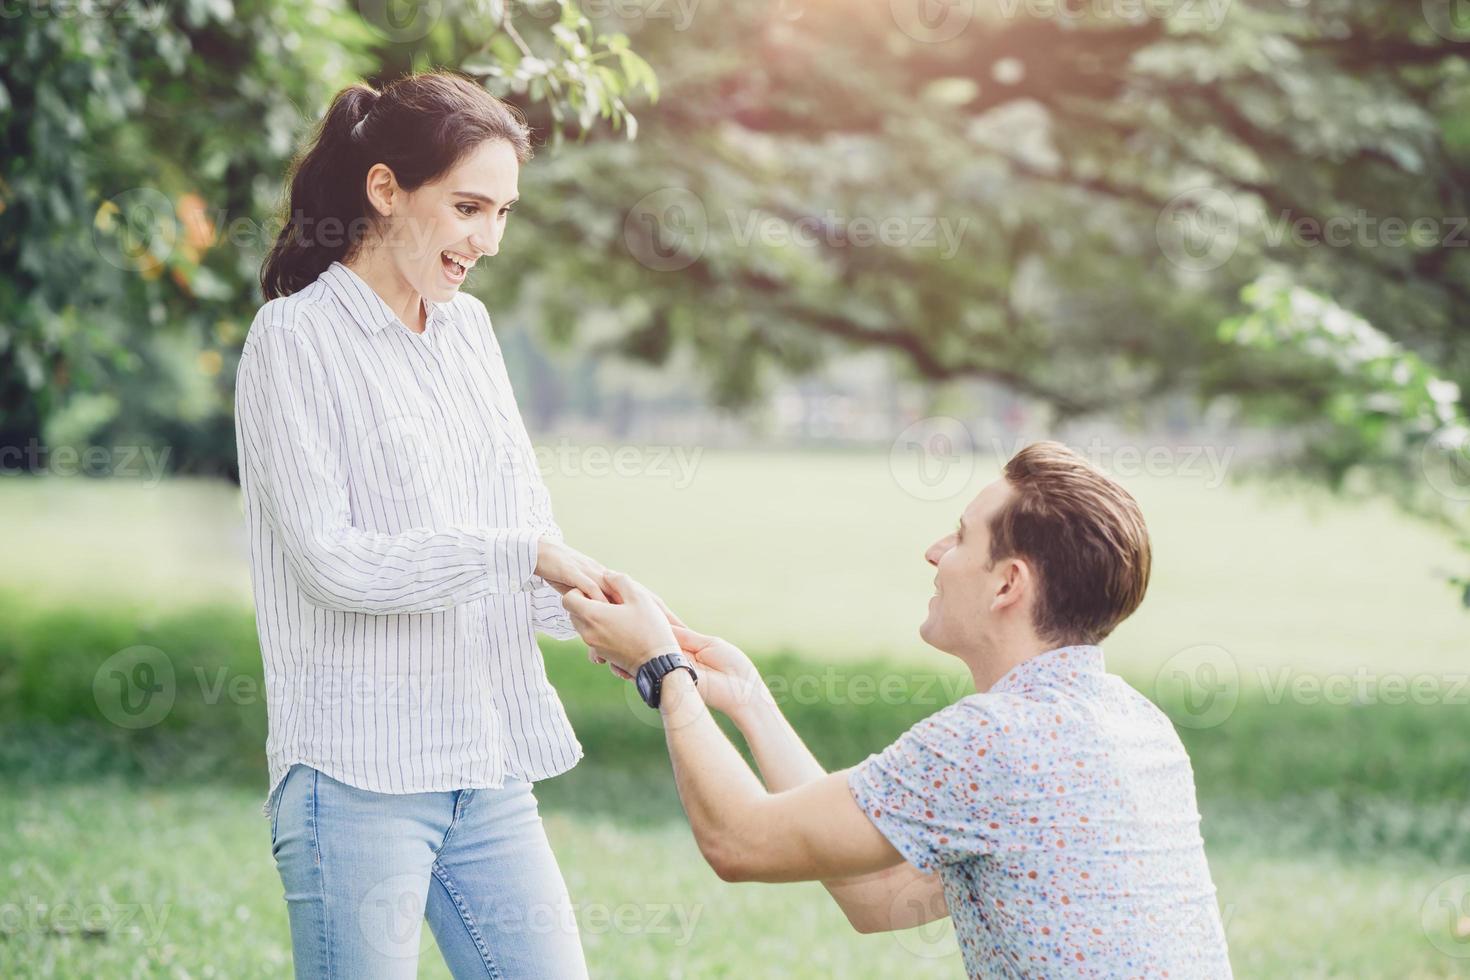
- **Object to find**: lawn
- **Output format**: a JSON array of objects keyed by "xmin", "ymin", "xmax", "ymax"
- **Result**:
[{"xmin": 1, "ymin": 452, "xmax": 1467, "ymax": 977}]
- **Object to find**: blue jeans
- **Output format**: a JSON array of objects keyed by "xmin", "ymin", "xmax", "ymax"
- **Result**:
[{"xmin": 268, "ymin": 763, "xmax": 589, "ymax": 979}]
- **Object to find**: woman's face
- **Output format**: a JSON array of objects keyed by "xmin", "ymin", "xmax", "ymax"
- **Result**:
[{"xmin": 382, "ymin": 138, "xmax": 520, "ymax": 303}]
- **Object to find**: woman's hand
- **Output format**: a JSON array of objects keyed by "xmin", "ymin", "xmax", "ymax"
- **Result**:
[
  {"xmin": 535, "ymin": 538, "xmax": 608, "ymax": 602},
  {"xmin": 562, "ymin": 571, "xmax": 680, "ymax": 677},
  {"xmin": 672, "ymin": 625, "xmax": 773, "ymax": 723}
]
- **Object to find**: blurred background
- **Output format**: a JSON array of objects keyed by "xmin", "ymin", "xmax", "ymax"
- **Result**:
[{"xmin": 4, "ymin": 0, "xmax": 1470, "ymax": 976}]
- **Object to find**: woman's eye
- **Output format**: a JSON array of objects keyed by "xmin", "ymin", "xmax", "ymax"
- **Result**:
[{"xmin": 456, "ymin": 204, "xmax": 478, "ymax": 216}]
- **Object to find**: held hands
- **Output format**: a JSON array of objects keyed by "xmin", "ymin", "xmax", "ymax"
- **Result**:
[
  {"xmin": 534, "ymin": 538, "xmax": 609, "ymax": 603},
  {"xmin": 561, "ymin": 571, "xmax": 681, "ymax": 677},
  {"xmin": 562, "ymin": 568, "xmax": 770, "ymax": 719}
]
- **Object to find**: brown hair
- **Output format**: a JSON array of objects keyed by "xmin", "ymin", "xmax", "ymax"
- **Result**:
[
  {"xmin": 989, "ymin": 441, "xmax": 1151, "ymax": 646},
  {"xmin": 261, "ymin": 71, "xmax": 533, "ymax": 300}
]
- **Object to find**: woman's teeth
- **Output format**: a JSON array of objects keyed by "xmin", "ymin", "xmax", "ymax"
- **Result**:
[{"xmin": 442, "ymin": 252, "xmax": 469, "ymax": 277}]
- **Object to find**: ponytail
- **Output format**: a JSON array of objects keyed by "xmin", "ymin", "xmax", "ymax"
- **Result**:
[{"xmin": 260, "ymin": 72, "xmax": 532, "ymax": 300}]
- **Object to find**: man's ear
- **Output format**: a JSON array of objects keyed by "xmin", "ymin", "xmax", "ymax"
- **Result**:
[
  {"xmin": 989, "ymin": 557, "xmax": 1031, "ymax": 613},
  {"xmin": 364, "ymin": 163, "xmax": 398, "ymax": 218}
]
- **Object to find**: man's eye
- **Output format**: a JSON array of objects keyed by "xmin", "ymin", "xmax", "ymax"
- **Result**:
[{"xmin": 499, "ymin": 206, "xmax": 514, "ymax": 217}]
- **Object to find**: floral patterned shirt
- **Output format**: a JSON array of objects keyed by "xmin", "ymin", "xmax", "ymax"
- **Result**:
[{"xmin": 848, "ymin": 646, "xmax": 1231, "ymax": 978}]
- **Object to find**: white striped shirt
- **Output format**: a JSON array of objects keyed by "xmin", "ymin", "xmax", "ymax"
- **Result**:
[{"xmin": 234, "ymin": 260, "xmax": 582, "ymax": 816}]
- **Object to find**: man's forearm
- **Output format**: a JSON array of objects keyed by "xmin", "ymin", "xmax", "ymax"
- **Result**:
[
  {"xmin": 729, "ymin": 692, "xmax": 826, "ymax": 792},
  {"xmin": 658, "ymin": 670, "xmax": 772, "ymax": 878},
  {"xmin": 728, "ymin": 683, "xmax": 937, "ymax": 927}
]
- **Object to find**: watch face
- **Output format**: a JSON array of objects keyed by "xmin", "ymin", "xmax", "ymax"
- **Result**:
[{"xmin": 636, "ymin": 668, "xmax": 656, "ymax": 706}]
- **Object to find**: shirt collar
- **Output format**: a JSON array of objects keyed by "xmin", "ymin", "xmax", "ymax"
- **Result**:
[
  {"xmin": 990, "ymin": 644, "xmax": 1106, "ymax": 694},
  {"xmin": 319, "ymin": 260, "xmax": 451, "ymax": 336}
]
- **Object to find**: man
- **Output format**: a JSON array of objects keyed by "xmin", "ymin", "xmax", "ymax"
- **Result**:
[{"xmin": 564, "ymin": 441, "xmax": 1232, "ymax": 978}]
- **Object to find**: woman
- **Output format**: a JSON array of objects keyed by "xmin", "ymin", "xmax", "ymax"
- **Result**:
[{"xmin": 236, "ymin": 71, "xmax": 607, "ymax": 978}]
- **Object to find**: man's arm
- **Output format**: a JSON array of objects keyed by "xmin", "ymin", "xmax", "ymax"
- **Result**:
[
  {"xmin": 563, "ymin": 572, "xmax": 949, "ymax": 922},
  {"xmin": 682, "ymin": 628, "xmax": 947, "ymax": 932},
  {"xmin": 656, "ymin": 669, "xmax": 904, "ymax": 883}
]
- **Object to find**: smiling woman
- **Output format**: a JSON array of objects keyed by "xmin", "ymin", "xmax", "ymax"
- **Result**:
[
  {"xmin": 239, "ymin": 70, "xmax": 612, "ymax": 979},
  {"xmin": 260, "ymin": 72, "xmax": 529, "ymax": 314}
]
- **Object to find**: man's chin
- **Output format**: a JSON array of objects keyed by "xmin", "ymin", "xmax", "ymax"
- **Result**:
[{"xmin": 918, "ymin": 613, "xmax": 942, "ymax": 649}]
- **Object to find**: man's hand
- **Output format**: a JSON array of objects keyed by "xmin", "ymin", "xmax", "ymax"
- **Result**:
[
  {"xmin": 535, "ymin": 538, "xmax": 608, "ymax": 602},
  {"xmin": 562, "ymin": 571, "xmax": 680, "ymax": 677},
  {"xmin": 672, "ymin": 625, "xmax": 774, "ymax": 724}
]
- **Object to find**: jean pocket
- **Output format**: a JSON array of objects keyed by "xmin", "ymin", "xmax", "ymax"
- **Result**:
[{"xmin": 268, "ymin": 765, "xmax": 299, "ymax": 849}]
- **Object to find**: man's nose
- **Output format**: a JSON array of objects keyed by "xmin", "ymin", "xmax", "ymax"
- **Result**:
[{"xmin": 925, "ymin": 536, "xmax": 950, "ymax": 568}]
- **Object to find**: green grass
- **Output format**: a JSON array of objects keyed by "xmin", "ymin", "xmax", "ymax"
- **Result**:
[
  {"xmin": 0, "ymin": 776, "xmax": 1464, "ymax": 978},
  {"xmin": 2, "ymin": 456, "xmax": 1468, "ymax": 976},
  {"xmin": 2, "ymin": 451, "xmax": 1466, "ymax": 675}
]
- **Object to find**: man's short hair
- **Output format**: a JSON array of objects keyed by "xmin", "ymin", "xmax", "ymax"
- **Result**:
[{"xmin": 989, "ymin": 441, "xmax": 1152, "ymax": 646}]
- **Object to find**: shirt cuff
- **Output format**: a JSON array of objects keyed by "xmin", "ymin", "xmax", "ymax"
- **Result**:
[{"xmin": 487, "ymin": 528, "xmax": 541, "ymax": 593}]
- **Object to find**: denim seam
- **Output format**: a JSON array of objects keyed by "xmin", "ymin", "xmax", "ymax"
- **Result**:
[
  {"xmin": 431, "ymin": 862, "xmax": 501, "ymax": 979},
  {"xmin": 308, "ymin": 767, "xmax": 334, "ymax": 978}
]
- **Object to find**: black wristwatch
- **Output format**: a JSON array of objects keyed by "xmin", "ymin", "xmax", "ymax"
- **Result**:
[{"xmin": 635, "ymin": 651, "xmax": 698, "ymax": 709}]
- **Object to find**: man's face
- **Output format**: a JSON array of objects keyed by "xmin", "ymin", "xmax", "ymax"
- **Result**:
[{"xmin": 920, "ymin": 478, "xmax": 1014, "ymax": 654}]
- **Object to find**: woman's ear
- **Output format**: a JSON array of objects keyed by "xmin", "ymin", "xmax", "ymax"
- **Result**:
[{"xmin": 363, "ymin": 163, "xmax": 397, "ymax": 218}]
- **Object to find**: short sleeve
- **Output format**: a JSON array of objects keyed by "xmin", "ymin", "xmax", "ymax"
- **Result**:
[{"xmin": 847, "ymin": 698, "xmax": 1005, "ymax": 872}]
